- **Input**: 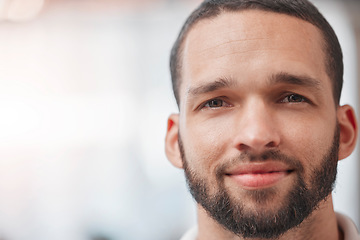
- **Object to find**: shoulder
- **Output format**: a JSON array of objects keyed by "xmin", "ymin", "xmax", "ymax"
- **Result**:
[
  {"xmin": 336, "ymin": 212, "xmax": 360, "ymax": 240},
  {"xmin": 180, "ymin": 226, "xmax": 198, "ymax": 240}
]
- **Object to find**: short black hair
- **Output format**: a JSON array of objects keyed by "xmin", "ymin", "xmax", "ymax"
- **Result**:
[{"xmin": 170, "ymin": 0, "xmax": 343, "ymax": 106}]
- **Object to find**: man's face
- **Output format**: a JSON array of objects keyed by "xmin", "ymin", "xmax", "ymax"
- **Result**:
[{"xmin": 176, "ymin": 10, "xmax": 340, "ymax": 238}]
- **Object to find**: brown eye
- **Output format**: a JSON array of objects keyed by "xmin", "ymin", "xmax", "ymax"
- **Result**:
[
  {"xmin": 288, "ymin": 94, "xmax": 305, "ymax": 102},
  {"xmin": 281, "ymin": 94, "xmax": 306, "ymax": 103},
  {"xmin": 205, "ymin": 99, "xmax": 224, "ymax": 108}
]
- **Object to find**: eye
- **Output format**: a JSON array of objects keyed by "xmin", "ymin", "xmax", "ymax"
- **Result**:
[
  {"xmin": 202, "ymin": 98, "xmax": 230, "ymax": 109},
  {"xmin": 280, "ymin": 94, "xmax": 307, "ymax": 103}
]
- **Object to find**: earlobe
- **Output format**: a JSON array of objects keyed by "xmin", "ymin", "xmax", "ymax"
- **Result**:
[
  {"xmin": 165, "ymin": 114, "xmax": 183, "ymax": 169},
  {"xmin": 337, "ymin": 105, "xmax": 358, "ymax": 160}
]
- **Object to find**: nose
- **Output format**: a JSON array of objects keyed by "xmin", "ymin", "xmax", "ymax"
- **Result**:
[{"xmin": 232, "ymin": 101, "xmax": 280, "ymax": 152}]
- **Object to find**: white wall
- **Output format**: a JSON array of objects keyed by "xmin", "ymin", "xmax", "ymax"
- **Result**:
[{"xmin": 0, "ymin": 2, "xmax": 198, "ymax": 239}]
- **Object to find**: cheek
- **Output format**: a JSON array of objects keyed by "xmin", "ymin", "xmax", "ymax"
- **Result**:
[
  {"xmin": 182, "ymin": 117, "xmax": 233, "ymax": 169},
  {"xmin": 279, "ymin": 106, "xmax": 336, "ymax": 147},
  {"xmin": 283, "ymin": 118, "xmax": 337, "ymax": 176}
]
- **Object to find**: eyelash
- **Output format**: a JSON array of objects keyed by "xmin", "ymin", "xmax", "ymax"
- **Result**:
[
  {"xmin": 199, "ymin": 93, "xmax": 309, "ymax": 110},
  {"xmin": 199, "ymin": 98, "xmax": 231, "ymax": 110},
  {"xmin": 279, "ymin": 93, "xmax": 309, "ymax": 103},
  {"xmin": 199, "ymin": 93, "xmax": 310, "ymax": 109}
]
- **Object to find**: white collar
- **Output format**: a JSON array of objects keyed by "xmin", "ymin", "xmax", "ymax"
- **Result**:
[
  {"xmin": 336, "ymin": 212, "xmax": 360, "ymax": 240},
  {"xmin": 180, "ymin": 212, "xmax": 360, "ymax": 240}
]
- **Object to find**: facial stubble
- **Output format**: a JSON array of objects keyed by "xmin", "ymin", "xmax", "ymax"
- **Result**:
[{"xmin": 179, "ymin": 126, "xmax": 339, "ymax": 239}]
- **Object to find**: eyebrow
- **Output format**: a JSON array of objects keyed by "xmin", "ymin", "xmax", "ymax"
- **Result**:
[
  {"xmin": 187, "ymin": 77, "xmax": 238, "ymax": 97},
  {"xmin": 186, "ymin": 72, "xmax": 322, "ymax": 98},
  {"xmin": 270, "ymin": 72, "xmax": 321, "ymax": 90}
]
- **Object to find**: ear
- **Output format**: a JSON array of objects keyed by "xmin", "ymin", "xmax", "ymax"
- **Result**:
[
  {"xmin": 165, "ymin": 114, "xmax": 183, "ymax": 169},
  {"xmin": 337, "ymin": 105, "xmax": 358, "ymax": 160}
]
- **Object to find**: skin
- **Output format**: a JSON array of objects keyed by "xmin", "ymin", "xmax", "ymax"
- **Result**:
[{"xmin": 165, "ymin": 10, "xmax": 358, "ymax": 240}]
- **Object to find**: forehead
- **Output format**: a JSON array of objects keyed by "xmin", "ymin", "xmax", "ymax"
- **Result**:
[
  {"xmin": 185, "ymin": 10, "xmax": 323, "ymax": 54},
  {"xmin": 180, "ymin": 10, "xmax": 329, "ymax": 104}
]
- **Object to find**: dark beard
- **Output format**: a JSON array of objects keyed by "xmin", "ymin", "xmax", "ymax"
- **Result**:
[{"xmin": 179, "ymin": 126, "xmax": 339, "ymax": 239}]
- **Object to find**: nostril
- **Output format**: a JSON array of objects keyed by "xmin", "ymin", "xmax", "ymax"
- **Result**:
[
  {"xmin": 237, "ymin": 143, "xmax": 252, "ymax": 151},
  {"xmin": 233, "ymin": 126, "xmax": 281, "ymax": 152},
  {"xmin": 266, "ymin": 141, "xmax": 277, "ymax": 148}
]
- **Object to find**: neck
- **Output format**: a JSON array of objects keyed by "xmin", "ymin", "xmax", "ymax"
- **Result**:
[{"xmin": 196, "ymin": 194, "xmax": 343, "ymax": 240}]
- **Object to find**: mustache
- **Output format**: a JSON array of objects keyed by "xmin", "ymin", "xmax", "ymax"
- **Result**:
[{"xmin": 215, "ymin": 150, "xmax": 304, "ymax": 177}]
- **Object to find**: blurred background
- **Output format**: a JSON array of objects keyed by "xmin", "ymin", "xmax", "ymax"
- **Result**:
[{"xmin": 0, "ymin": 0, "xmax": 358, "ymax": 239}]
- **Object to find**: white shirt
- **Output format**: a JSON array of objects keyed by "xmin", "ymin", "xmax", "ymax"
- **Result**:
[
  {"xmin": 336, "ymin": 212, "xmax": 360, "ymax": 240},
  {"xmin": 180, "ymin": 212, "xmax": 360, "ymax": 240}
]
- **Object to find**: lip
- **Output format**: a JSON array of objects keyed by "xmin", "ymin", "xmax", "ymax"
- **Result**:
[{"xmin": 225, "ymin": 162, "xmax": 294, "ymax": 189}]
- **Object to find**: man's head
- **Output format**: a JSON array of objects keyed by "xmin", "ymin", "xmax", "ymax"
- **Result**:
[
  {"xmin": 170, "ymin": 0, "xmax": 343, "ymax": 107},
  {"xmin": 165, "ymin": 0, "xmax": 358, "ymax": 239}
]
